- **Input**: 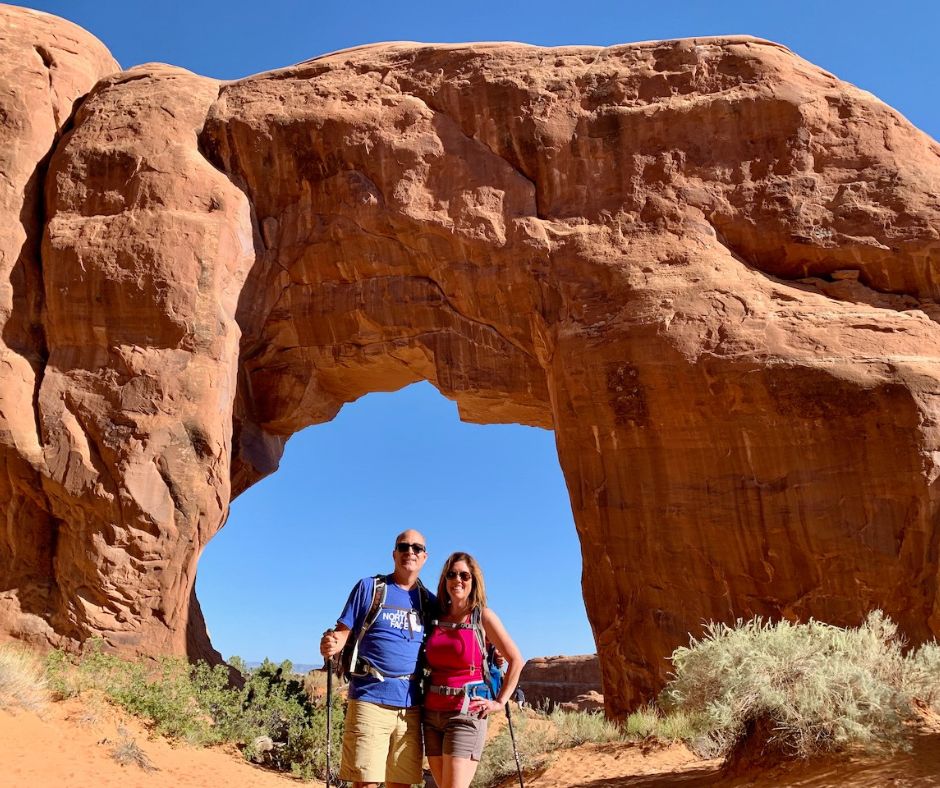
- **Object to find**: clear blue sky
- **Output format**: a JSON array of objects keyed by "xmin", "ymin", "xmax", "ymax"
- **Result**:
[{"xmin": 14, "ymin": 0, "xmax": 939, "ymax": 664}]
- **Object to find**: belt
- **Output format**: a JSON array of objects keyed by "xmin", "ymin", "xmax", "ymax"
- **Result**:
[{"xmin": 429, "ymin": 684, "xmax": 465, "ymax": 696}]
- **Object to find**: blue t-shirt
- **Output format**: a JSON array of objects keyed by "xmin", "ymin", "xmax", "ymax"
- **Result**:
[{"xmin": 338, "ymin": 575, "xmax": 434, "ymax": 707}]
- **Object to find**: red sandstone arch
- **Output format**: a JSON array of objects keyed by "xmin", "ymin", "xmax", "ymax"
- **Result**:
[{"xmin": 3, "ymin": 6, "xmax": 940, "ymax": 718}]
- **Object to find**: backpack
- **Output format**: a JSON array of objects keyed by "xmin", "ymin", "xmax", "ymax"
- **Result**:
[{"xmin": 339, "ymin": 574, "xmax": 431, "ymax": 682}]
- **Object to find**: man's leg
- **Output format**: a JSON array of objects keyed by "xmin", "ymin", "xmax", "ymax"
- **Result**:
[
  {"xmin": 340, "ymin": 699, "xmax": 396, "ymax": 786},
  {"xmin": 386, "ymin": 706, "xmax": 424, "ymax": 787}
]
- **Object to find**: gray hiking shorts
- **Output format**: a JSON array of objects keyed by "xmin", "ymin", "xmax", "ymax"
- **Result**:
[{"xmin": 422, "ymin": 709, "xmax": 488, "ymax": 761}]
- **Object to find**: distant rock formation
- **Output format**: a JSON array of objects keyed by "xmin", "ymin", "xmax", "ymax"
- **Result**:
[
  {"xmin": 2, "ymin": 4, "xmax": 940, "ymax": 719},
  {"xmin": 520, "ymin": 655, "xmax": 603, "ymax": 709}
]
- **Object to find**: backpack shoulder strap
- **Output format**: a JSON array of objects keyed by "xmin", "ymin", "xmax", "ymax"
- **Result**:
[
  {"xmin": 472, "ymin": 606, "xmax": 497, "ymax": 696},
  {"xmin": 362, "ymin": 574, "xmax": 387, "ymax": 631},
  {"xmin": 346, "ymin": 574, "xmax": 387, "ymax": 679}
]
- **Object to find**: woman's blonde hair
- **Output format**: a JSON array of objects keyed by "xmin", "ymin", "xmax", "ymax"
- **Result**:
[{"xmin": 437, "ymin": 552, "xmax": 487, "ymax": 612}]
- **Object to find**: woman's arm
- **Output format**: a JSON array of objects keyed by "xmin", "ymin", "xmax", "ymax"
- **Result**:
[{"xmin": 480, "ymin": 607, "xmax": 524, "ymax": 708}]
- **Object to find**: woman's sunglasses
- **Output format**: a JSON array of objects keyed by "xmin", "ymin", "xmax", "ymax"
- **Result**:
[
  {"xmin": 395, "ymin": 542, "xmax": 426, "ymax": 554},
  {"xmin": 446, "ymin": 570, "xmax": 472, "ymax": 582}
]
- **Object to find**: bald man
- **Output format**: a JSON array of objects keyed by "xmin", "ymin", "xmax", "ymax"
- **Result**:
[{"xmin": 321, "ymin": 529, "xmax": 435, "ymax": 788}]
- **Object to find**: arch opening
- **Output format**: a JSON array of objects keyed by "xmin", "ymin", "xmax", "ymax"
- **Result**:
[{"xmin": 197, "ymin": 381, "xmax": 593, "ymax": 667}]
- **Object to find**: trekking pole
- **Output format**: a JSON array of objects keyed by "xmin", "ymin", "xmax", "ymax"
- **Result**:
[
  {"xmin": 505, "ymin": 701, "xmax": 525, "ymax": 788},
  {"xmin": 324, "ymin": 647, "xmax": 335, "ymax": 788}
]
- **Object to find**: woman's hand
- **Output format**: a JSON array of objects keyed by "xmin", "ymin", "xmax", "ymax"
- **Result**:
[{"xmin": 470, "ymin": 698, "xmax": 504, "ymax": 718}]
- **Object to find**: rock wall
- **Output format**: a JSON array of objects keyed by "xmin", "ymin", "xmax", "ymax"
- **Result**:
[
  {"xmin": 519, "ymin": 655, "xmax": 602, "ymax": 709},
  {"xmin": 0, "ymin": 5, "xmax": 118, "ymax": 648},
  {"xmin": 2, "ymin": 4, "xmax": 940, "ymax": 717}
]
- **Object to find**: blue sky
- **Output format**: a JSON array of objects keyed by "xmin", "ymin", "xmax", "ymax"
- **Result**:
[{"xmin": 15, "ymin": 0, "xmax": 939, "ymax": 663}]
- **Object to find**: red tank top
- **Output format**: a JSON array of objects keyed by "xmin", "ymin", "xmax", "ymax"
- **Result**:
[{"xmin": 423, "ymin": 616, "xmax": 485, "ymax": 712}]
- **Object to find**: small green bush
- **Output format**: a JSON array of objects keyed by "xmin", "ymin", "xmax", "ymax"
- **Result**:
[
  {"xmin": 235, "ymin": 659, "xmax": 343, "ymax": 779},
  {"xmin": 661, "ymin": 611, "xmax": 924, "ymax": 758}
]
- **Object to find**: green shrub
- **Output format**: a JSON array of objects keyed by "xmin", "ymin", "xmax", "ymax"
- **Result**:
[
  {"xmin": 234, "ymin": 659, "xmax": 343, "ymax": 779},
  {"xmin": 661, "ymin": 611, "xmax": 919, "ymax": 758}
]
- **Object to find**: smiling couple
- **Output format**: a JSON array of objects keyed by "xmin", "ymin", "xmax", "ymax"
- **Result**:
[{"xmin": 320, "ymin": 529, "xmax": 523, "ymax": 788}]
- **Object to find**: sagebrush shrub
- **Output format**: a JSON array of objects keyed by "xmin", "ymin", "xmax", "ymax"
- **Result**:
[
  {"xmin": 661, "ymin": 611, "xmax": 921, "ymax": 757},
  {"xmin": 906, "ymin": 641, "xmax": 940, "ymax": 711}
]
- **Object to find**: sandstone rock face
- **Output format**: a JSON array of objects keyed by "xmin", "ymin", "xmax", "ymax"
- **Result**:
[
  {"xmin": 0, "ymin": 6, "xmax": 118, "ymax": 647},
  {"xmin": 520, "ymin": 655, "xmax": 602, "ymax": 709},
  {"xmin": 3, "ymin": 6, "xmax": 940, "ymax": 718}
]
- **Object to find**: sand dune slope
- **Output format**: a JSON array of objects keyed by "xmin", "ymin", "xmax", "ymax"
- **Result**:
[{"xmin": 0, "ymin": 698, "xmax": 299, "ymax": 788}]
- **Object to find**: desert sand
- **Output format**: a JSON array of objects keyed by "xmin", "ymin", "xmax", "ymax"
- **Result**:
[
  {"xmin": 0, "ymin": 696, "xmax": 299, "ymax": 787},
  {"xmin": 514, "ymin": 720, "xmax": 940, "ymax": 787},
  {"xmin": 5, "ymin": 696, "xmax": 940, "ymax": 787}
]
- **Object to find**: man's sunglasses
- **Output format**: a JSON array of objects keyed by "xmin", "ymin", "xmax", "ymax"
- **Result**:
[
  {"xmin": 396, "ymin": 542, "xmax": 426, "ymax": 555},
  {"xmin": 446, "ymin": 570, "xmax": 472, "ymax": 582}
]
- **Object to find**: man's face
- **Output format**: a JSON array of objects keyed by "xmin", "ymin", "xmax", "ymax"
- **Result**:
[{"xmin": 392, "ymin": 529, "xmax": 428, "ymax": 575}]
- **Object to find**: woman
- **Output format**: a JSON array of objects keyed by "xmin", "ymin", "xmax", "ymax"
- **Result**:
[{"xmin": 422, "ymin": 552, "xmax": 524, "ymax": 788}]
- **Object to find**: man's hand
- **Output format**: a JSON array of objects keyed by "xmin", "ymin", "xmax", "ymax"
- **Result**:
[{"xmin": 320, "ymin": 627, "xmax": 350, "ymax": 659}]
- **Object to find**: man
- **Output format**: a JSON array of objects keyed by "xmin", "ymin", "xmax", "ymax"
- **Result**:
[{"xmin": 320, "ymin": 528, "xmax": 433, "ymax": 788}]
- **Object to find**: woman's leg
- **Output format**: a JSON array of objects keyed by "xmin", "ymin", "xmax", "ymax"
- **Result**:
[
  {"xmin": 428, "ymin": 755, "xmax": 444, "ymax": 786},
  {"xmin": 442, "ymin": 754, "xmax": 480, "ymax": 788}
]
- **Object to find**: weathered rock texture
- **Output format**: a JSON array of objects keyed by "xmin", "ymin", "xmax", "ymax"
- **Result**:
[
  {"xmin": 0, "ymin": 6, "xmax": 118, "ymax": 648},
  {"xmin": 520, "ymin": 654, "xmax": 602, "ymax": 709},
  {"xmin": 2, "ymin": 5, "xmax": 940, "ymax": 717}
]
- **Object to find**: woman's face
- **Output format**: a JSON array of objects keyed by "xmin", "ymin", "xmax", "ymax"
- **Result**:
[{"xmin": 447, "ymin": 559, "xmax": 473, "ymax": 607}]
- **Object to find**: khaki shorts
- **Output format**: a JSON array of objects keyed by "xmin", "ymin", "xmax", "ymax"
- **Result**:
[
  {"xmin": 423, "ymin": 709, "xmax": 489, "ymax": 761},
  {"xmin": 340, "ymin": 699, "xmax": 423, "ymax": 784}
]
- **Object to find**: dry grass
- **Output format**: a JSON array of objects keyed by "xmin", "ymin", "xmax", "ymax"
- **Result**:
[
  {"xmin": 0, "ymin": 644, "xmax": 49, "ymax": 714},
  {"xmin": 109, "ymin": 725, "xmax": 158, "ymax": 772}
]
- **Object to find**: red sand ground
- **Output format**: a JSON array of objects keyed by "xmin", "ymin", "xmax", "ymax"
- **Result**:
[
  {"xmin": 3, "ymin": 697, "xmax": 939, "ymax": 787},
  {"xmin": 0, "ymin": 696, "xmax": 299, "ymax": 787},
  {"xmin": 513, "ymin": 716, "xmax": 940, "ymax": 787}
]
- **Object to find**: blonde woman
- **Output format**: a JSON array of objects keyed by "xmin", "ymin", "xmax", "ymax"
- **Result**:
[{"xmin": 422, "ymin": 552, "xmax": 523, "ymax": 788}]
